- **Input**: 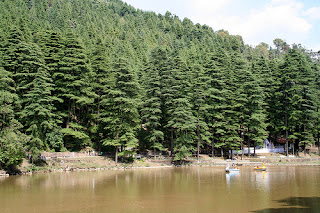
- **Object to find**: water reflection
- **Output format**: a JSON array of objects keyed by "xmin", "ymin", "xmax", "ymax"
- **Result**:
[
  {"xmin": 226, "ymin": 171, "xmax": 240, "ymax": 188},
  {"xmin": 92, "ymin": 177, "xmax": 95, "ymax": 192},
  {"xmin": 252, "ymin": 197, "xmax": 320, "ymax": 213},
  {"xmin": 0, "ymin": 166, "xmax": 320, "ymax": 213},
  {"xmin": 253, "ymin": 171, "xmax": 269, "ymax": 192}
]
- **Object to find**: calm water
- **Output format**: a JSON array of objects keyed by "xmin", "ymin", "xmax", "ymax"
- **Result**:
[{"xmin": 1, "ymin": 166, "xmax": 320, "ymax": 213}]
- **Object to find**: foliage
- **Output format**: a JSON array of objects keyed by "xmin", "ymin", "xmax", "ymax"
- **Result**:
[
  {"xmin": 0, "ymin": 0, "xmax": 319, "ymax": 167},
  {"xmin": 0, "ymin": 120, "xmax": 30, "ymax": 170}
]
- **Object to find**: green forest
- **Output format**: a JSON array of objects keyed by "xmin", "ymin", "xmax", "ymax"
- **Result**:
[{"xmin": 1, "ymin": 0, "xmax": 320, "ymax": 169}]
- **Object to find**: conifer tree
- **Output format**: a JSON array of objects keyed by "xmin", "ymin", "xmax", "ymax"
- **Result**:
[
  {"xmin": 141, "ymin": 48, "xmax": 165, "ymax": 157},
  {"xmin": 148, "ymin": 47, "xmax": 173, "ymax": 152},
  {"xmin": 102, "ymin": 57, "xmax": 141, "ymax": 163},
  {"xmin": 0, "ymin": 67, "xmax": 18, "ymax": 136},
  {"xmin": 190, "ymin": 63, "xmax": 210, "ymax": 160},
  {"xmin": 21, "ymin": 65, "xmax": 57, "ymax": 152},
  {"xmin": 265, "ymin": 59, "xmax": 282, "ymax": 144},
  {"xmin": 0, "ymin": 67, "xmax": 29, "ymax": 169},
  {"xmin": 228, "ymin": 39, "xmax": 265, "ymax": 156},
  {"xmin": 89, "ymin": 38, "xmax": 111, "ymax": 147},
  {"xmin": 313, "ymin": 63, "xmax": 320, "ymax": 156},
  {"xmin": 0, "ymin": 119, "xmax": 30, "ymax": 170},
  {"xmin": 244, "ymin": 63, "xmax": 268, "ymax": 156},
  {"xmin": 203, "ymin": 49, "xmax": 230, "ymax": 157},
  {"xmin": 56, "ymin": 31, "xmax": 92, "ymax": 150},
  {"xmin": 163, "ymin": 54, "xmax": 197, "ymax": 161},
  {"xmin": 2, "ymin": 27, "xmax": 25, "ymax": 75},
  {"xmin": 277, "ymin": 48, "xmax": 315, "ymax": 155},
  {"xmin": 34, "ymin": 30, "xmax": 63, "ymax": 77}
]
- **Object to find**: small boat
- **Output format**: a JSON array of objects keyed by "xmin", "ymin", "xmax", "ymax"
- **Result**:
[
  {"xmin": 254, "ymin": 163, "xmax": 267, "ymax": 171},
  {"xmin": 225, "ymin": 165, "xmax": 240, "ymax": 173}
]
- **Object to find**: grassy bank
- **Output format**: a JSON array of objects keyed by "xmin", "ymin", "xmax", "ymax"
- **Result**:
[
  {"xmin": 11, "ymin": 153, "xmax": 318, "ymax": 175},
  {"xmin": 17, "ymin": 156, "xmax": 173, "ymax": 175}
]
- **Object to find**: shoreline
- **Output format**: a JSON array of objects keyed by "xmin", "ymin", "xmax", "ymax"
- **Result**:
[
  {"xmin": 1, "ymin": 155, "xmax": 316, "ymax": 176},
  {"xmin": 2, "ymin": 163, "xmax": 320, "ymax": 177}
]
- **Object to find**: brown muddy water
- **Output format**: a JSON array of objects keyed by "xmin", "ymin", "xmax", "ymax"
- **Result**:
[{"xmin": 0, "ymin": 166, "xmax": 320, "ymax": 213}]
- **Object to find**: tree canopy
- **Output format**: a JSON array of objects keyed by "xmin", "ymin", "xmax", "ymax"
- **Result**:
[{"xmin": 0, "ymin": 0, "xmax": 319, "ymax": 168}]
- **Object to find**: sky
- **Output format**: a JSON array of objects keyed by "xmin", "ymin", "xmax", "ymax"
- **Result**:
[{"xmin": 122, "ymin": 0, "xmax": 320, "ymax": 51}]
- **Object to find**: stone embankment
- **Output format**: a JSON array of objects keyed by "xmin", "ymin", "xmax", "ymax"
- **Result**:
[
  {"xmin": 0, "ymin": 170, "xmax": 9, "ymax": 177},
  {"xmin": 3, "ymin": 153, "xmax": 318, "ymax": 176}
]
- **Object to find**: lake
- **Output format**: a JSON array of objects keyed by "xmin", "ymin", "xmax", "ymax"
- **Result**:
[{"xmin": 1, "ymin": 165, "xmax": 320, "ymax": 213}]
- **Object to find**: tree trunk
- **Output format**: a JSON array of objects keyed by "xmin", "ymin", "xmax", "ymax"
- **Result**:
[
  {"xmin": 318, "ymin": 133, "xmax": 320, "ymax": 156},
  {"xmin": 97, "ymin": 91, "xmax": 100, "ymax": 125},
  {"xmin": 293, "ymin": 140, "xmax": 295, "ymax": 156},
  {"xmin": 115, "ymin": 129, "xmax": 119, "ymax": 164},
  {"xmin": 241, "ymin": 130, "xmax": 244, "ymax": 160},
  {"xmin": 304, "ymin": 124, "xmax": 307, "ymax": 157},
  {"xmin": 170, "ymin": 128, "xmax": 173, "ymax": 156},
  {"xmin": 1, "ymin": 107, "xmax": 5, "ymax": 140},
  {"xmin": 154, "ymin": 140, "xmax": 156, "ymax": 160},
  {"xmin": 197, "ymin": 91, "xmax": 201, "ymax": 161},
  {"xmin": 248, "ymin": 139, "xmax": 250, "ymax": 157},
  {"xmin": 197, "ymin": 120, "xmax": 200, "ymax": 161},
  {"xmin": 115, "ymin": 146, "xmax": 119, "ymax": 164},
  {"xmin": 66, "ymin": 99, "xmax": 71, "ymax": 128},
  {"xmin": 285, "ymin": 92, "xmax": 289, "ymax": 156},
  {"xmin": 121, "ymin": 145, "xmax": 124, "ymax": 162},
  {"xmin": 211, "ymin": 138, "xmax": 215, "ymax": 158},
  {"xmin": 318, "ymin": 139, "xmax": 320, "ymax": 156}
]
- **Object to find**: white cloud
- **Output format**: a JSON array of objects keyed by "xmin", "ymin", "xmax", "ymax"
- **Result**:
[
  {"xmin": 242, "ymin": 2, "xmax": 311, "ymax": 42},
  {"xmin": 122, "ymin": 0, "xmax": 318, "ymax": 50},
  {"xmin": 190, "ymin": 0, "xmax": 312, "ymax": 46},
  {"xmin": 271, "ymin": 0, "xmax": 301, "ymax": 7},
  {"xmin": 190, "ymin": 0, "xmax": 231, "ymax": 14},
  {"xmin": 304, "ymin": 7, "xmax": 320, "ymax": 20}
]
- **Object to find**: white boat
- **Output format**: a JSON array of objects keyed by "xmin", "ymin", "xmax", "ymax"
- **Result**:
[{"xmin": 225, "ymin": 166, "xmax": 239, "ymax": 172}]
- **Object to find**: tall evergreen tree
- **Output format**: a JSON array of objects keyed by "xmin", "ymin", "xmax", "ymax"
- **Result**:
[
  {"xmin": 190, "ymin": 63, "xmax": 210, "ymax": 161},
  {"xmin": 89, "ymin": 38, "xmax": 111, "ymax": 148},
  {"xmin": 244, "ymin": 63, "xmax": 268, "ymax": 156},
  {"xmin": 277, "ymin": 48, "xmax": 315, "ymax": 155},
  {"xmin": 21, "ymin": 64, "xmax": 57, "ymax": 155},
  {"xmin": 141, "ymin": 48, "xmax": 165, "ymax": 157},
  {"xmin": 0, "ymin": 67, "xmax": 29, "ymax": 170},
  {"xmin": 163, "ymin": 54, "xmax": 197, "ymax": 161},
  {"xmin": 203, "ymin": 48, "xmax": 230, "ymax": 157},
  {"xmin": 56, "ymin": 31, "xmax": 92, "ymax": 150},
  {"xmin": 102, "ymin": 57, "xmax": 141, "ymax": 163},
  {"xmin": 0, "ymin": 67, "xmax": 18, "ymax": 137}
]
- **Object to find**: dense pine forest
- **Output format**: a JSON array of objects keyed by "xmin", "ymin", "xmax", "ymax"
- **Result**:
[{"xmin": 1, "ymin": 0, "xmax": 320, "ymax": 169}]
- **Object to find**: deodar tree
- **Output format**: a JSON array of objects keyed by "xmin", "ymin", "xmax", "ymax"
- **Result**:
[
  {"xmin": 102, "ymin": 57, "xmax": 141, "ymax": 164},
  {"xmin": 0, "ymin": 0, "xmax": 319, "ymax": 165}
]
